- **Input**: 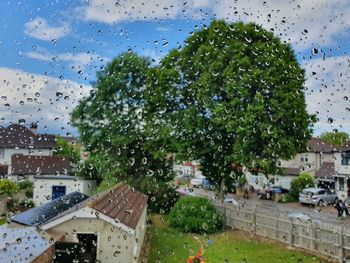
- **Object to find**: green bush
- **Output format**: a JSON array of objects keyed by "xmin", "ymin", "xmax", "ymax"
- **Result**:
[
  {"xmin": 0, "ymin": 179, "xmax": 18, "ymax": 196},
  {"xmin": 25, "ymin": 188, "xmax": 33, "ymax": 198},
  {"xmin": 168, "ymin": 196, "xmax": 223, "ymax": 234},
  {"xmin": 140, "ymin": 179, "xmax": 179, "ymax": 214},
  {"xmin": 17, "ymin": 180, "xmax": 33, "ymax": 190},
  {"xmin": 289, "ymin": 172, "xmax": 315, "ymax": 200},
  {"xmin": 19, "ymin": 200, "xmax": 35, "ymax": 209},
  {"xmin": 280, "ymin": 193, "xmax": 297, "ymax": 203},
  {"xmin": 6, "ymin": 197, "xmax": 19, "ymax": 212}
]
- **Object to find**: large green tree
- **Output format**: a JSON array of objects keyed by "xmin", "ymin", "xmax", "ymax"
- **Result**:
[
  {"xmin": 54, "ymin": 136, "xmax": 81, "ymax": 165},
  {"xmin": 320, "ymin": 131, "xmax": 349, "ymax": 146},
  {"xmin": 71, "ymin": 52, "xmax": 174, "ymax": 188},
  {"xmin": 146, "ymin": 21, "xmax": 314, "ymax": 196}
]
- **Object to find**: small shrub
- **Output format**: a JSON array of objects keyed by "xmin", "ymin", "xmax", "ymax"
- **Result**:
[
  {"xmin": 280, "ymin": 193, "xmax": 297, "ymax": 203},
  {"xmin": 168, "ymin": 196, "xmax": 223, "ymax": 234},
  {"xmin": 17, "ymin": 180, "xmax": 33, "ymax": 190},
  {"xmin": 0, "ymin": 179, "xmax": 18, "ymax": 196},
  {"xmin": 25, "ymin": 188, "xmax": 33, "ymax": 198},
  {"xmin": 19, "ymin": 200, "xmax": 35, "ymax": 209},
  {"xmin": 6, "ymin": 197, "xmax": 19, "ymax": 212},
  {"xmin": 140, "ymin": 179, "xmax": 179, "ymax": 214},
  {"xmin": 289, "ymin": 172, "xmax": 315, "ymax": 200}
]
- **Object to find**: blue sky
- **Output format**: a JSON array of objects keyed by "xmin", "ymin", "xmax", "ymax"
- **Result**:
[{"xmin": 0, "ymin": 0, "xmax": 349, "ymax": 137}]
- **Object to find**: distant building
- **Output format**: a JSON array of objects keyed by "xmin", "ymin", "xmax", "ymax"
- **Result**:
[
  {"xmin": 5, "ymin": 184, "xmax": 148, "ymax": 263},
  {"xmin": 0, "ymin": 124, "xmax": 56, "ymax": 175},
  {"xmin": 33, "ymin": 175, "xmax": 96, "ymax": 206},
  {"xmin": 9, "ymin": 154, "xmax": 71, "ymax": 181}
]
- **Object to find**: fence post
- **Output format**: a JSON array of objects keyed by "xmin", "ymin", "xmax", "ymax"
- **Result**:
[
  {"xmin": 289, "ymin": 218, "xmax": 294, "ymax": 248},
  {"xmin": 252, "ymin": 206, "xmax": 256, "ymax": 235},
  {"xmin": 340, "ymin": 225, "xmax": 344, "ymax": 263}
]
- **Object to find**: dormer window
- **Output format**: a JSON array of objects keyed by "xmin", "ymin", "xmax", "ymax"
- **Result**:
[{"xmin": 341, "ymin": 152, "xmax": 350, "ymax": 165}]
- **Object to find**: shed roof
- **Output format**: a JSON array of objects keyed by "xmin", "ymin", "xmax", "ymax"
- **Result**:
[
  {"xmin": 90, "ymin": 184, "xmax": 148, "ymax": 229},
  {"xmin": 11, "ymin": 192, "xmax": 89, "ymax": 227}
]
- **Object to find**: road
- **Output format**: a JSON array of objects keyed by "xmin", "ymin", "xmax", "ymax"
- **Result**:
[{"xmin": 177, "ymin": 186, "xmax": 350, "ymax": 225}]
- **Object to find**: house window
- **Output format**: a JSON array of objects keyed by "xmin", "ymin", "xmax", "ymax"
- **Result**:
[
  {"xmin": 341, "ymin": 153, "xmax": 350, "ymax": 165},
  {"xmin": 339, "ymin": 177, "xmax": 345, "ymax": 191},
  {"xmin": 300, "ymin": 154, "xmax": 308, "ymax": 163},
  {"xmin": 0, "ymin": 149, "xmax": 4, "ymax": 158}
]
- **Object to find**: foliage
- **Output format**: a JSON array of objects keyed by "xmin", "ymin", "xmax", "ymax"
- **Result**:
[
  {"xmin": 140, "ymin": 178, "xmax": 179, "ymax": 213},
  {"xmin": 168, "ymin": 196, "xmax": 223, "ymax": 234},
  {"xmin": 289, "ymin": 172, "xmax": 315, "ymax": 200},
  {"xmin": 17, "ymin": 180, "xmax": 33, "ymax": 190},
  {"xmin": 71, "ymin": 52, "xmax": 175, "ymax": 187},
  {"xmin": 76, "ymin": 156, "xmax": 102, "ymax": 182},
  {"xmin": 0, "ymin": 179, "xmax": 18, "ymax": 196},
  {"xmin": 320, "ymin": 131, "xmax": 349, "ymax": 146},
  {"xmin": 94, "ymin": 176, "xmax": 118, "ymax": 194},
  {"xmin": 146, "ymin": 20, "xmax": 314, "ymax": 196},
  {"xmin": 6, "ymin": 198, "xmax": 34, "ymax": 213},
  {"xmin": 25, "ymin": 188, "xmax": 33, "ymax": 198},
  {"xmin": 148, "ymin": 215, "xmax": 321, "ymax": 263},
  {"xmin": 53, "ymin": 136, "xmax": 81, "ymax": 165},
  {"xmin": 280, "ymin": 193, "xmax": 297, "ymax": 203}
]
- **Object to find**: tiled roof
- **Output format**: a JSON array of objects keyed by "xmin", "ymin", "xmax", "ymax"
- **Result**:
[
  {"xmin": 315, "ymin": 162, "xmax": 335, "ymax": 180},
  {"xmin": 91, "ymin": 184, "xmax": 148, "ymax": 229},
  {"xmin": 307, "ymin": 138, "xmax": 336, "ymax": 153},
  {"xmin": 11, "ymin": 155, "xmax": 71, "ymax": 175},
  {"xmin": 282, "ymin": 167, "xmax": 300, "ymax": 176},
  {"xmin": 0, "ymin": 124, "xmax": 56, "ymax": 149}
]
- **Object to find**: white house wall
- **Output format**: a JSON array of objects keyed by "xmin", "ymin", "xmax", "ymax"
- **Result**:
[
  {"xmin": 334, "ymin": 152, "xmax": 350, "ymax": 175},
  {"xmin": 279, "ymin": 152, "xmax": 318, "ymax": 173},
  {"xmin": 33, "ymin": 178, "xmax": 96, "ymax": 206},
  {"xmin": 48, "ymin": 218, "xmax": 134, "ymax": 263},
  {"xmin": 132, "ymin": 207, "xmax": 147, "ymax": 263}
]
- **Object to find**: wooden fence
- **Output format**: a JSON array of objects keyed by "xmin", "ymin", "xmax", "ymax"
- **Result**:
[{"xmin": 214, "ymin": 203, "xmax": 350, "ymax": 262}]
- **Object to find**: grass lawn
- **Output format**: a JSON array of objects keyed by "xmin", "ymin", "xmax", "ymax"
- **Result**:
[
  {"xmin": 0, "ymin": 217, "xmax": 7, "ymax": 225},
  {"xmin": 148, "ymin": 215, "xmax": 325, "ymax": 263}
]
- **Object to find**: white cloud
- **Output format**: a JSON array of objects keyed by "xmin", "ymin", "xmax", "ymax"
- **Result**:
[
  {"xmin": 76, "ymin": 0, "xmax": 350, "ymax": 51},
  {"xmin": 24, "ymin": 17, "xmax": 70, "ymax": 41},
  {"xmin": 25, "ymin": 50, "xmax": 109, "ymax": 74},
  {"xmin": 303, "ymin": 55, "xmax": 350, "ymax": 135},
  {"xmin": 0, "ymin": 67, "xmax": 90, "ymax": 135},
  {"xmin": 77, "ymin": 0, "xmax": 210, "ymax": 24}
]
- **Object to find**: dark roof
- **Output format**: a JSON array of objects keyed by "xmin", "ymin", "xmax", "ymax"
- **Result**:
[
  {"xmin": 307, "ymin": 138, "xmax": 336, "ymax": 153},
  {"xmin": 315, "ymin": 162, "xmax": 335, "ymax": 181},
  {"xmin": 11, "ymin": 155, "xmax": 71, "ymax": 175},
  {"xmin": 282, "ymin": 167, "xmax": 300, "ymax": 176},
  {"xmin": 91, "ymin": 184, "xmax": 148, "ymax": 229},
  {"xmin": 0, "ymin": 124, "xmax": 56, "ymax": 149},
  {"xmin": 11, "ymin": 192, "xmax": 89, "ymax": 227}
]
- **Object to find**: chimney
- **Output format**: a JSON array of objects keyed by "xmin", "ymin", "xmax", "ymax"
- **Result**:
[{"xmin": 30, "ymin": 122, "xmax": 38, "ymax": 135}]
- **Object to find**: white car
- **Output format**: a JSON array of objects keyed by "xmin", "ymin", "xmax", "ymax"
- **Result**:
[
  {"xmin": 224, "ymin": 197, "xmax": 238, "ymax": 206},
  {"xmin": 190, "ymin": 176, "xmax": 206, "ymax": 187}
]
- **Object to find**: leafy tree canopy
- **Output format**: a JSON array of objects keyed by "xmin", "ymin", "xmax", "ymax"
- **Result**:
[
  {"xmin": 71, "ymin": 52, "xmax": 174, "ymax": 188},
  {"xmin": 146, "ymin": 20, "xmax": 314, "ymax": 194},
  {"xmin": 53, "ymin": 136, "xmax": 81, "ymax": 165},
  {"xmin": 320, "ymin": 131, "xmax": 349, "ymax": 146}
]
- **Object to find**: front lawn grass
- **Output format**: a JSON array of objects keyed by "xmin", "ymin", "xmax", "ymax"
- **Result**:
[{"xmin": 148, "ymin": 214, "xmax": 325, "ymax": 263}]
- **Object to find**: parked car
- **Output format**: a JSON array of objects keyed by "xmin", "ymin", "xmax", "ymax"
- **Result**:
[
  {"xmin": 257, "ymin": 186, "xmax": 289, "ymax": 200},
  {"xmin": 202, "ymin": 179, "xmax": 214, "ymax": 190},
  {"xmin": 299, "ymin": 188, "xmax": 338, "ymax": 206},
  {"xmin": 224, "ymin": 196, "xmax": 238, "ymax": 206},
  {"xmin": 190, "ymin": 175, "xmax": 206, "ymax": 187}
]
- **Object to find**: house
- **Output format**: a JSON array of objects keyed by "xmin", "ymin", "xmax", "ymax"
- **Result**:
[
  {"xmin": 278, "ymin": 138, "xmax": 336, "ymax": 177},
  {"xmin": 9, "ymin": 154, "xmax": 71, "ymax": 181},
  {"xmin": 0, "ymin": 123, "xmax": 56, "ymax": 165},
  {"xmin": 33, "ymin": 175, "xmax": 96, "ymax": 206},
  {"xmin": 6, "ymin": 184, "xmax": 148, "ymax": 263},
  {"xmin": 333, "ymin": 141, "xmax": 350, "ymax": 200}
]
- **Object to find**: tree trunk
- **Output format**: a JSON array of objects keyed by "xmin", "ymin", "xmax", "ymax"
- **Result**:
[{"xmin": 218, "ymin": 177, "xmax": 226, "ymax": 201}]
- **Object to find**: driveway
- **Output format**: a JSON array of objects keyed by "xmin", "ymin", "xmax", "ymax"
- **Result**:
[{"xmin": 177, "ymin": 186, "xmax": 350, "ymax": 225}]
